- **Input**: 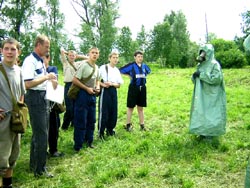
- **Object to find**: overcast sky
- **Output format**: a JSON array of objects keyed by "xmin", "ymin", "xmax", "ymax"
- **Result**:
[{"xmin": 61, "ymin": 0, "xmax": 249, "ymax": 43}]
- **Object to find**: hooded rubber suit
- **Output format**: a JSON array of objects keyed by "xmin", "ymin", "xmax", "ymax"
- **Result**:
[
  {"xmin": 189, "ymin": 44, "xmax": 227, "ymax": 136},
  {"xmin": 244, "ymin": 35, "xmax": 250, "ymax": 188}
]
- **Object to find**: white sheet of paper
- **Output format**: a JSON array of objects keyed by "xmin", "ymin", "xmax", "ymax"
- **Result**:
[{"xmin": 45, "ymin": 81, "xmax": 64, "ymax": 104}]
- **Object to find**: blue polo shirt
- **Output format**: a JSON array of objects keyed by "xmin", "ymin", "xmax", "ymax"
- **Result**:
[
  {"xmin": 22, "ymin": 52, "xmax": 47, "ymax": 90},
  {"xmin": 120, "ymin": 62, "xmax": 151, "ymax": 86}
]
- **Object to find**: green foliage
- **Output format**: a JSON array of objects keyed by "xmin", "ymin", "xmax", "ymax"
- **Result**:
[
  {"xmin": 150, "ymin": 21, "xmax": 171, "ymax": 67},
  {"xmin": 216, "ymin": 49, "xmax": 247, "ymax": 68},
  {"xmin": 116, "ymin": 26, "xmax": 133, "ymax": 62},
  {"xmin": 18, "ymin": 32, "xmax": 37, "ymax": 65},
  {"xmin": 136, "ymin": 25, "xmax": 150, "ymax": 53},
  {"xmin": 98, "ymin": 9, "xmax": 117, "ymax": 65},
  {"xmin": 0, "ymin": 1, "xmax": 249, "ymax": 70},
  {"xmin": 73, "ymin": 0, "xmax": 119, "ymax": 65},
  {"xmin": 241, "ymin": 10, "xmax": 250, "ymax": 34},
  {"xmin": 0, "ymin": 0, "xmax": 36, "ymax": 39},
  {"xmin": 149, "ymin": 10, "xmax": 190, "ymax": 68},
  {"xmin": 37, "ymin": 0, "xmax": 66, "ymax": 66},
  {"xmin": 0, "ymin": 0, "xmax": 37, "ymax": 60},
  {"xmin": 212, "ymin": 39, "xmax": 247, "ymax": 68}
]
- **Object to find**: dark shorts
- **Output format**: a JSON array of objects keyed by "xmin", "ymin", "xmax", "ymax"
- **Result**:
[{"xmin": 127, "ymin": 84, "xmax": 147, "ymax": 108}]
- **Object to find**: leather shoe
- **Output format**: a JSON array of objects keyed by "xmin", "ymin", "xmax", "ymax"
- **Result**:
[
  {"xmin": 50, "ymin": 151, "xmax": 65, "ymax": 158},
  {"xmin": 87, "ymin": 143, "xmax": 95, "ymax": 149},
  {"xmin": 35, "ymin": 169, "xmax": 54, "ymax": 178}
]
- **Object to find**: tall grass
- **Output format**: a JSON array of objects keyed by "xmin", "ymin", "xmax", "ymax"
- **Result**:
[{"xmin": 14, "ymin": 65, "xmax": 250, "ymax": 188}]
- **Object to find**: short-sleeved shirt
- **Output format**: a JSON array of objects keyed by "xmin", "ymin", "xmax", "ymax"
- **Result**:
[
  {"xmin": 60, "ymin": 54, "xmax": 82, "ymax": 82},
  {"xmin": 120, "ymin": 62, "xmax": 151, "ymax": 86},
  {"xmin": 99, "ymin": 64, "xmax": 124, "ymax": 85},
  {"xmin": 22, "ymin": 52, "xmax": 47, "ymax": 90},
  {"xmin": 75, "ymin": 61, "xmax": 99, "ymax": 88},
  {"xmin": 0, "ymin": 62, "xmax": 26, "ymax": 112}
]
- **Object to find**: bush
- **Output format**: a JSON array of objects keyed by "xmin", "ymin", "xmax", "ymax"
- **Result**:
[{"xmin": 216, "ymin": 48, "xmax": 247, "ymax": 68}]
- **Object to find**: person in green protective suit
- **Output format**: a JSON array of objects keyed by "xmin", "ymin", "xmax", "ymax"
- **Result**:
[
  {"xmin": 189, "ymin": 43, "xmax": 227, "ymax": 139},
  {"xmin": 244, "ymin": 35, "xmax": 250, "ymax": 188}
]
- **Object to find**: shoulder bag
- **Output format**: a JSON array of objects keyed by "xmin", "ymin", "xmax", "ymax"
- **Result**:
[
  {"xmin": 0, "ymin": 64, "xmax": 28, "ymax": 133},
  {"xmin": 67, "ymin": 63, "xmax": 96, "ymax": 100}
]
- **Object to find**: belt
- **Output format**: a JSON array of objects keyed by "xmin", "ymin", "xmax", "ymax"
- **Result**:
[
  {"xmin": 27, "ymin": 89, "xmax": 46, "ymax": 93},
  {"xmin": 130, "ymin": 84, "xmax": 145, "ymax": 88}
]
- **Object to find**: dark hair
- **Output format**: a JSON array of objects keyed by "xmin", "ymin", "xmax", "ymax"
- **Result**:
[{"xmin": 134, "ymin": 50, "xmax": 143, "ymax": 57}]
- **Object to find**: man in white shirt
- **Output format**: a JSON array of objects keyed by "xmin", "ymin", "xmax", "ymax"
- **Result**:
[
  {"xmin": 22, "ymin": 35, "xmax": 56, "ymax": 178},
  {"xmin": 98, "ymin": 52, "xmax": 123, "ymax": 139}
]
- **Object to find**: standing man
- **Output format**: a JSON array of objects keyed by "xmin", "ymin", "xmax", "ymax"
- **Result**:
[
  {"xmin": 189, "ymin": 43, "xmax": 227, "ymax": 140},
  {"xmin": 60, "ymin": 49, "xmax": 88, "ymax": 130},
  {"xmin": 98, "ymin": 52, "xmax": 124, "ymax": 139},
  {"xmin": 22, "ymin": 35, "xmax": 56, "ymax": 178},
  {"xmin": 0, "ymin": 38, "xmax": 25, "ymax": 188},
  {"xmin": 43, "ymin": 54, "xmax": 64, "ymax": 158},
  {"xmin": 73, "ymin": 47, "xmax": 100, "ymax": 152},
  {"xmin": 120, "ymin": 50, "xmax": 151, "ymax": 132}
]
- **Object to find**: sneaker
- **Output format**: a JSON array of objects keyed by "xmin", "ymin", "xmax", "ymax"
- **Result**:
[
  {"xmin": 140, "ymin": 124, "xmax": 147, "ymax": 131},
  {"xmin": 125, "ymin": 123, "xmax": 133, "ymax": 132},
  {"xmin": 50, "ymin": 151, "xmax": 65, "ymax": 158}
]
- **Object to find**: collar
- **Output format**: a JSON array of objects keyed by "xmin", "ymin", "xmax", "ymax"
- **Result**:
[{"xmin": 32, "ymin": 52, "xmax": 44, "ymax": 63}]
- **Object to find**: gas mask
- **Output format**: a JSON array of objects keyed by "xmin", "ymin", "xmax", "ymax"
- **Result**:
[{"xmin": 196, "ymin": 50, "xmax": 206, "ymax": 62}]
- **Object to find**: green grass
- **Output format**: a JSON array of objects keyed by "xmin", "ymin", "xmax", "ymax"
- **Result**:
[{"xmin": 14, "ymin": 65, "xmax": 250, "ymax": 188}]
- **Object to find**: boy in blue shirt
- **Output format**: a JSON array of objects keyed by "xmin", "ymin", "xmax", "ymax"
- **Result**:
[{"xmin": 120, "ymin": 50, "xmax": 151, "ymax": 131}]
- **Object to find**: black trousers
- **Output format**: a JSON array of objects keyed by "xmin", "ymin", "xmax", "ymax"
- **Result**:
[
  {"xmin": 62, "ymin": 82, "xmax": 74, "ymax": 129},
  {"xmin": 48, "ymin": 108, "xmax": 61, "ymax": 154},
  {"xmin": 98, "ymin": 87, "xmax": 117, "ymax": 135}
]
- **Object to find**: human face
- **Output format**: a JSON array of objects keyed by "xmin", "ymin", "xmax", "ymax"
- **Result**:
[
  {"xmin": 88, "ymin": 48, "xmax": 99, "ymax": 63},
  {"xmin": 134, "ymin": 54, "xmax": 143, "ymax": 64},
  {"xmin": 2, "ymin": 43, "xmax": 19, "ymax": 65},
  {"xmin": 67, "ymin": 52, "xmax": 76, "ymax": 63},
  {"xmin": 39, "ymin": 40, "xmax": 50, "ymax": 57},
  {"xmin": 109, "ymin": 54, "xmax": 119, "ymax": 67}
]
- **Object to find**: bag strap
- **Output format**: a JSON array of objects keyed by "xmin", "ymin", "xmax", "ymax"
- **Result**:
[
  {"xmin": 69, "ymin": 61, "xmax": 77, "ymax": 71},
  {"xmin": 105, "ymin": 64, "xmax": 108, "ymax": 81},
  {"xmin": 0, "ymin": 63, "xmax": 18, "ymax": 106},
  {"xmin": 80, "ymin": 62, "xmax": 96, "ymax": 84}
]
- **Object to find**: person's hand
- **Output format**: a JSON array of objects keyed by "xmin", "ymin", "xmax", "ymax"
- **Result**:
[
  {"xmin": 0, "ymin": 109, "xmax": 7, "ymax": 121},
  {"xmin": 60, "ymin": 47, "xmax": 67, "ymax": 54},
  {"xmin": 93, "ymin": 88, "xmax": 100, "ymax": 95},
  {"xmin": 51, "ymin": 79, "xmax": 58, "ymax": 89},
  {"xmin": 86, "ymin": 87, "xmax": 95, "ymax": 95},
  {"xmin": 46, "ymin": 72, "xmax": 57, "ymax": 80},
  {"xmin": 104, "ymin": 81, "xmax": 112, "ymax": 88},
  {"xmin": 192, "ymin": 71, "xmax": 200, "ymax": 79}
]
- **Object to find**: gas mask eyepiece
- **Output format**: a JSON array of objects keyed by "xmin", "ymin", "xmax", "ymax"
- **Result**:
[{"xmin": 196, "ymin": 50, "xmax": 206, "ymax": 62}]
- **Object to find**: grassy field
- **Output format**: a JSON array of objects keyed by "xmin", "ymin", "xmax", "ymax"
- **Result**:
[{"xmin": 14, "ymin": 65, "xmax": 250, "ymax": 188}]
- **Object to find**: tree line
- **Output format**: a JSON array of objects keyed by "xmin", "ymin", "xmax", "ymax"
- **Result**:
[{"xmin": 0, "ymin": 0, "xmax": 249, "ymax": 68}]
